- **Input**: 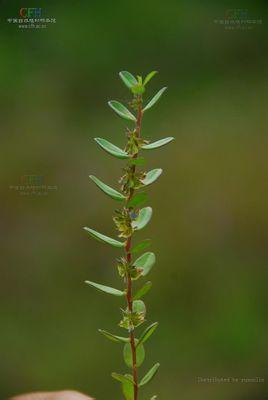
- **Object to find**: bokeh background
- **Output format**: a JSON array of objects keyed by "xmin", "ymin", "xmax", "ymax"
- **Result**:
[{"xmin": 1, "ymin": 1, "xmax": 268, "ymax": 399}]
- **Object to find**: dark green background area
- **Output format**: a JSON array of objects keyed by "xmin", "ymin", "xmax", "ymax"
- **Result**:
[{"xmin": 1, "ymin": 1, "xmax": 267, "ymax": 399}]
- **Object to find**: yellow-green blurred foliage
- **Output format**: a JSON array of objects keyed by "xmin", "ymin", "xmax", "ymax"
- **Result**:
[{"xmin": 1, "ymin": 1, "xmax": 267, "ymax": 399}]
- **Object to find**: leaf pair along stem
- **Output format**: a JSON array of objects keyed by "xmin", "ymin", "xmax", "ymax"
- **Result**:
[
  {"xmin": 84, "ymin": 71, "xmax": 173, "ymax": 400},
  {"xmin": 125, "ymin": 94, "xmax": 143, "ymax": 400}
]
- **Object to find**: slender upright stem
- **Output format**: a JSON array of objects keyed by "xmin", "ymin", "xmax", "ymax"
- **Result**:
[{"xmin": 124, "ymin": 96, "xmax": 143, "ymax": 400}]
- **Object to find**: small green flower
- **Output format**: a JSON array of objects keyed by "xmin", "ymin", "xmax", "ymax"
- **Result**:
[
  {"xmin": 113, "ymin": 208, "xmax": 133, "ymax": 238},
  {"xmin": 119, "ymin": 307, "xmax": 146, "ymax": 331}
]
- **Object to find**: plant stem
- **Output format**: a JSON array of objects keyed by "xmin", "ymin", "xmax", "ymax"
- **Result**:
[{"xmin": 124, "ymin": 96, "xmax": 143, "ymax": 400}]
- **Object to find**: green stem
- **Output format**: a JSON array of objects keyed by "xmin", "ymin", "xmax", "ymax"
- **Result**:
[{"xmin": 124, "ymin": 95, "xmax": 143, "ymax": 400}]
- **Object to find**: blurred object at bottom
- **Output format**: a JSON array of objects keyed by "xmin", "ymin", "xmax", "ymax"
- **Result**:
[{"xmin": 10, "ymin": 391, "xmax": 94, "ymax": 400}]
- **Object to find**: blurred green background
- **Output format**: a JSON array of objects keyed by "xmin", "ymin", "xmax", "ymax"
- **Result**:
[{"xmin": 1, "ymin": 0, "xmax": 268, "ymax": 399}]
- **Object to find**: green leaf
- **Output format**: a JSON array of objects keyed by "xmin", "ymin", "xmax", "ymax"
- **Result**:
[
  {"xmin": 122, "ymin": 374, "xmax": 134, "ymax": 400},
  {"xmin": 133, "ymin": 252, "xmax": 156, "ymax": 276},
  {"xmin": 119, "ymin": 71, "xmax": 138, "ymax": 89},
  {"xmin": 129, "ymin": 157, "xmax": 145, "ymax": 166},
  {"xmin": 83, "ymin": 227, "xmax": 125, "ymax": 248},
  {"xmin": 128, "ymin": 192, "xmax": 148, "ymax": 208},
  {"xmin": 85, "ymin": 280, "xmax": 125, "ymax": 296},
  {"xmin": 132, "ymin": 207, "xmax": 152, "ymax": 230},
  {"xmin": 98, "ymin": 329, "xmax": 129, "ymax": 343},
  {"xmin": 141, "ymin": 169, "xmax": 162, "ymax": 186},
  {"xmin": 112, "ymin": 372, "xmax": 134, "ymax": 385},
  {"xmin": 123, "ymin": 339, "xmax": 145, "ymax": 368},
  {"xmin": 144, "ymin": 71, "xmax": 158, "ymax": 86},
  {"xmin": 131, "ymin": 239, "xmax": 151, "ymax": 254},
  {"xmin": 108, "ymin": 100, "xmax": 137, "ymax": 122},
  {"xmin": 141, "ymin": 137, "xmax": 174, "ymax": 150},
  {"xmin": 143, "ymin": 87, "xmax": 167, "ymax": 112},
  {"xmin": 89, "ymin": 175, "xmax": 125, "ymax": 201},
  {"xmin": 94, "ymin": 138, "xmax": 129, "ymax": 159},
  {"xmin": 133, "ymin": 281, "xmax": 152, "ymax": 301},
  {"xmin": 139, "ymin": 363, "xmax": 160, "ymax": 387},
  {"xmin": 137, "ymin": 322, "xmax": 158, "ymax": 347},
  {"xmin": 133, "ymin": 299, "xmax": 146, "ymax": 314}
]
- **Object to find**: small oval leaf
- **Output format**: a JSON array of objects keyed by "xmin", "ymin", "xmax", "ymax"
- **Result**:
[
  {"xmin": 144, "ymin": 71, "xmax": 158, "ymax": 86},
  {"xmin": 139, "ymin": 363, "xmax": 160, "ymax": 387},
  {"xmin": 119, "ymin": 71, "xmax": 138, "ymax": 89},
  {"xmin": 89, "ymin": 175, "xmax": 125, "ymax": 201},
  {"xmin": 137, "ymin": 322, "xmax": 159, "ymax": 347},
  {"xmin": 83, "ymin": 227, "xmax": 125, "ymax": 248},
  {"xmin": 143, "ymin": 87, "xmax": 167, "ymax": 112},
  {"xmin": 108, "ymin": 100, "xmax": 137, "ymax": 122},
  {"xmin": 94, "ymin": 138, "xmax": 129, "ymax": 159},
  {"xmin": 123, "ymin": 339, "xmax": 145, "ymax": 368},
  {"xmin": 132, "ymin": 207, "xmax": 152, "ymax": 230},
  {"xmin": 128, "ymin": 192, "xmax": 148, "ymax": 208},
  {"xmin": 133, "ymin": 281, "xmax": 152, "ymax": 301},
  {"xmin": 141, "ymin": 137, "xmax": 174, "ymax": 150},
  {"xmin": 141, "ymin": 169, "xmax": 162, "ymax": 186},
  {"xmin": 133, "ymin": 300, "xmax": 146, "ymax": 314},
  {"xmin": 131, "ymin": 239, "xmax": 151, "ymax": 254},
  {"xmin": 122, "ymin": 374, "xmax": 134, "ymax": 400},
  {"xmin": 129, "ymin": 157, "xmax": 146, "ymax": 166},
  {"xmin": 112, "ymin": 372, "xmax": 134, "ymax": 385},
  {"xmin": 85, "ymin": 280, "xmax": 125, "ymax": 296},
  {"xmin": 98, "ymin": 329, "xmax": 129, "ymax": 343},
  {"xmin": 133, "ymin": 252, "xmax": 156, "ymax": 276}
]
